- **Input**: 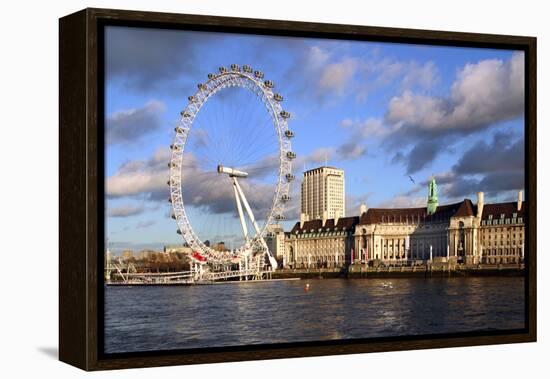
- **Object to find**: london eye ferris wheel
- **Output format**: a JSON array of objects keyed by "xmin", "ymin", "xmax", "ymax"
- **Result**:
[{"xmin": 168, "ymin": 64, "xmax": 295, "ymax": 270}]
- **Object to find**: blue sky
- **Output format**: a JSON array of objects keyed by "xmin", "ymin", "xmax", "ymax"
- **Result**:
[{"xmin": 104, "ymin": 26, "xmax": 525, "ymax": 252}]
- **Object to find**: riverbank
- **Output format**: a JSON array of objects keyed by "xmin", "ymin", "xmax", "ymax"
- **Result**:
[
  {"xmin": 105, "ymin": 264, "xmax": 525, "ymax": 286},
  {"xmin": 272, "ymin": 263, "xmax": 525, "ymax": 280}
]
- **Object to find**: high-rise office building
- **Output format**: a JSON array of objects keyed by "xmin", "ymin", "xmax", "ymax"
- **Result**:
[{"xmin": 301, "ymin": 166, "xmax": 345, "ymax": 221}]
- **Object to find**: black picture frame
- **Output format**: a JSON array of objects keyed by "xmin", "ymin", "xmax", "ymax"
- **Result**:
[{"xmin": 59, "ymin": 7, "xmax": 537, "ymax": 371}]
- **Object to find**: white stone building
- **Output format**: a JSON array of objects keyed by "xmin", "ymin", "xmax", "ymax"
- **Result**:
[
  {"xmin": 286, "ymin": 176, "xmax": 526, "ymax": 268},
  {"xmin": 354, "ymin": 190, "xmax": 526, "ymax": 265},
  {"xmin": 265, "ymin": 224, "xmax": 286, "ymax": 266}
]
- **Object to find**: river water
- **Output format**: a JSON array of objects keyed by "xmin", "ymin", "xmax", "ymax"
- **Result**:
[{"xmin": 104, "ymin": 276, "xmax": 525, "ymax": 354}]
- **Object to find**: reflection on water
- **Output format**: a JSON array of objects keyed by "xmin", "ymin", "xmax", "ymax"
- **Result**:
[{"xmin": 104, "ymin": 277, "xmax": 525, "ymax": 354}]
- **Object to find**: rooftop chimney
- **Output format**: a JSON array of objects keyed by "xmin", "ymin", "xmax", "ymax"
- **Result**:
[
  {"xmin": 334, "ymin": 210, "xmax": 340, "ymax": 226},
  {"xmin": 359, "ymin": 203, "xmax": 367, "ymax": 216},
  {"xmin": 300, "ymin": 213, "xmax": 308, "ymax": 228},
  {"xmin": 477, "ymin": 191, "xmax": 484, "ymax": 218},
  {"xmin": 517, "ymin": 190, "xmax": 523, "ymax": 211},
  {"xmin": 322, "ymin": 210, "xmax": 328, "ymax": 227}
]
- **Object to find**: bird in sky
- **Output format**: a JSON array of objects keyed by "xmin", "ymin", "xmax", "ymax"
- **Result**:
[{"xmin": 408, "ymin": 175, "xmax": 415, "ymax": 184}]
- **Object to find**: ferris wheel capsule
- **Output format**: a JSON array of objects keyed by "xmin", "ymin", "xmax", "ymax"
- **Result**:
[
  {"xmin": 281, "ymin": 194, "xmax": 291, "ymax": 202},
  {"xmin": 254, "ymin": 70, "xmax": 264, "ymax": 79},
  {"xmin": 286, "ymin": 151, "xmax": 296, "ymax": 159},
  {"xmin": 243, "ymin": 65, "xmax": 252, "ymax": 73},
  {"xmin": 219, "ymin": 66, "xmax": 227, "ymax": 73},
  {"xmin": 230, "ymin": 64, "xmax": 240, "ymax": 71},
  {"xmin": 284, "ymin": 130, "xmax": 294, "ymax": 138},
  {"xmin": 280, "ymin": 110, "xmax": 291, "ymax": 119},
  {"xmin": 207, "ymin": 73, "xmax": 215, "ymax": 79},
  {"xmin": 273, "ymin": 93, "xmax": 283, "ymax": 102},
  {"xmin": 264, "ymin": 80, "xmax": 274, "ymax": 88},
  {"xmin": 188, "ymin": 95, "xmax": 196, "ymax": 102},
  {"xmin": 197, "ymin": 83, "xmax": 207, "ymax": 90},
  {"xmin": 285, "ymin": 173, "xmax": 295, "ymax": 181}
]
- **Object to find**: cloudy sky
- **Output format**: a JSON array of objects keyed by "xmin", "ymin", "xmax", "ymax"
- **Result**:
[{"xmin": 104, "ymin": 26, "xmax": 525, "ymax": 252}]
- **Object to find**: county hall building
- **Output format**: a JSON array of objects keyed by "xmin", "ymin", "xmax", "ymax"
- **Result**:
[{"xmin": 283, "ymin": 167, "xmax": 526, "ymax": 269}]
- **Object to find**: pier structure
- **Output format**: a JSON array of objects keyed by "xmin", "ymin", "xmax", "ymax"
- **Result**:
[{"xmin": 105, "ymin": 251, "xmax": 274, "ymax": 285}]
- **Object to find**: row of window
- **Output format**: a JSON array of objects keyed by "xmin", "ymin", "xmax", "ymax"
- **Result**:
[
  {"xmin": 482, "ymin": 233, "xmax": 522, "ymax": 240},
  {"xmin": 482, "ymin": 226, "xmax": 523, "ymax": 232},
  {"xmin": 482, "ymin": 248, "xmax": 522, "ymax": 256},
  {"xmin": 482, "ymin": 217, "xmax": 523, "ymax": 225},
  {"xmin": 487, "ymin": 213, "xmax": 519, "ymax": 220},
  {"xmin": 485, "ymin": 240, "xmax": 523, "ymax": 246},
  {"xmin": 293, "ymin": 231, "xmax": 349, "ymax": 237},
  {"xmin": 295, "ymin": 255, "xmax": 345, "ymax": 262}
]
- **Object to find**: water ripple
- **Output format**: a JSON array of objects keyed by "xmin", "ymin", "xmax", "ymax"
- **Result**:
[{"xmin": 104, "ymin": 277, "xmax": 525, "ymax": 354}]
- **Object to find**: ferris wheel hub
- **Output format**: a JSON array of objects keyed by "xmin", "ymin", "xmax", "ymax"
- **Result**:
[{"xmin": 217, "ymin": 164, "xmax": 249, "ymax": 178}]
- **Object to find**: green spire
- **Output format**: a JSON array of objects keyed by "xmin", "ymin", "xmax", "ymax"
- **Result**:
[{"xmin": 427, "ymin": 177, "xmax": 438, "ymax": 215}]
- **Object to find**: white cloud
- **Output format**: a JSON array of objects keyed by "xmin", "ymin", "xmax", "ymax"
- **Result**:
[
  {"xmin": 291, "ymin": 44, "xmax": 440, "ymax": 106},
  {"xmin": 304, "ymin": 45, "xmax": 330, "ymax": 68},
  {"xmin": 382, "ymin": 53, "xmax": 525, "ymax": 174},
  {"xmin": 386, "ymin": 52, "xmax": 524, "ymax": 134},
  {"xmin": 337, "ymin": 142, "xmax": 367, "ymax": 160},
  {"xmin": 106, "ymin": 147, "xmax": 279, "ymax": 219},
  {"xmin": 400, "ymin": 61, "xmax": 439, "ymax": 90},
  {"xmin": 106, "ymin": 147, "xmax": 170, "ymax": 198},
  {"xmin": 293, "ymin": 45, "xmax": 360, "ymax": 104},
  {"xmin": 318, "ymin": 57, "xmax": 359, "ymax": 95},
  {"xmin": 341, "ymin": 117, "xmax": 389, "ymax": 139},
  {"xmin": 108, "ymin": 205, "xmax": 145, "ymax": 218},
  {"xmin": 106, "ymin": 100, "xmax": 166, "ymax": 145},
  {"xmin": 356, "ymin": 58, "xmax": 439, "ymax": 101},
  {"xmin": 386, "ymin": 90, "xmax": 446, "ymax": 131},
  {"xmin": 304, "ymin": 147, "xmax": 335, "ymax": 164}
]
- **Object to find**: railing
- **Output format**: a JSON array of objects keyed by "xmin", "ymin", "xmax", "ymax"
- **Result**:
[{"xmin": 107, "ymin": 264, "xmax": 271, "ymax": 285}]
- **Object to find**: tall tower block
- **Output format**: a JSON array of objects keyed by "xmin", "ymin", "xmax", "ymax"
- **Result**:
[{"xmin": 301, "ymin": 166, "xmax": 345, "ymax": 220}]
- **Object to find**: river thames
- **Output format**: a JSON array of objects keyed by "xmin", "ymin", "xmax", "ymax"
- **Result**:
[{"xmin": 104, "ymin": 276, "xmax": 525, "ymax": 354}]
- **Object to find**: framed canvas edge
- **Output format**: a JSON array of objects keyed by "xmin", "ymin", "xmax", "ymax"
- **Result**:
[{"xmin": 58, "ymin": 7, "xmax": 537, "ymax": 371}]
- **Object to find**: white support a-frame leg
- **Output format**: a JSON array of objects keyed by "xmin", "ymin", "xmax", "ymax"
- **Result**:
[
  {"xmin": 232, "ymin": 178, "xmax": 249, "ymax": 242},
  {"xmin": 232, "ymin": 176, "xmax": 278, "ymax": 270}
]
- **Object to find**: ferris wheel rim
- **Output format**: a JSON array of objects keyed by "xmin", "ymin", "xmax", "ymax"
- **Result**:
[{"xmin": 168, "ymin": 65, "xmax": 294, "ymax": 264}]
